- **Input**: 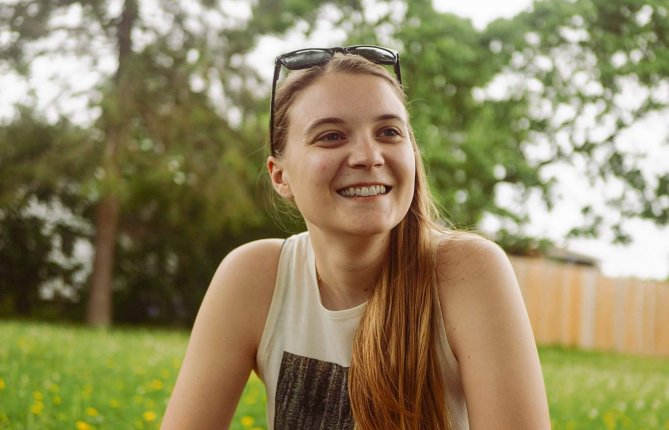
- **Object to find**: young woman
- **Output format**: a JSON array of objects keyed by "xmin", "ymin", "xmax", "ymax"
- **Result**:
[{"xmin": 162, "ymin": 46, "xmax": 551, "ymax": 430}]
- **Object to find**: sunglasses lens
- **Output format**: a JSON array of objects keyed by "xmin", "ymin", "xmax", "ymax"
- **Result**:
[
  {"xmin": 349, "ymin": 46, "xmax": 396, "ymax": 64},
  {"xmin": 281, "ymin": 50, "xmax": 332, "ymax": 69}
]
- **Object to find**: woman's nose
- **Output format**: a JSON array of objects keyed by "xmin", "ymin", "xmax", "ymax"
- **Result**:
[{"xmin": 348, "ymin": 135, "xmax": 384, "ymax": 169}]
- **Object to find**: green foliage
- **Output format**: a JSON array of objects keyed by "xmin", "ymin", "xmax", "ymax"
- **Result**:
[
  {"xmin": 1, "ymin": 0, "xmax": 361, "ymax": 325},
  {"xmin": 0, "ymin": 110, "xmax": 95, "ymax": 317},
  {"xmin": 494, "ymin": 229, "xmax": 554, "ymax": 256},
  {"xmin": 396, "ymin": 10, "xmax": 525, "ymax": 226},
  {"xmin": 483, "ymin": 0, "xmax": 669, "ymax": 242}
]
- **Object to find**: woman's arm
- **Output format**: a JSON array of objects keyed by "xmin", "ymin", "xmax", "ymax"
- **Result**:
[
  {"xmin": 161, "ymin": 239, "xmax": 283, "ymax": 430},
  {"xmin": 438, "ymin": 235, "xmax": 551, "ymax": 430}
]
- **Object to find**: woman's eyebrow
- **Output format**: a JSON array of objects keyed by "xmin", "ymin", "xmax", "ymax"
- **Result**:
[
  {"xmin": 304, "ymin": 113, "xmax": 406, "ymax": 135},
  {"xmin": 305, "ymin": 117, "xmax": 346, "ymax": 135},
  {"xmin": 374, "ymin": 113, "xmax": 405, "ymax": 123}
]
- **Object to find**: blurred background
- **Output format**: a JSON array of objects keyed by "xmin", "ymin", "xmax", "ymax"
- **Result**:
[
  {"xmin": 2, "ymin": 1, "xmax": 669, "ymax": 429},
  {"xmin": 0, "ymin": 0, "xmax": 667, "ymax": 327}
]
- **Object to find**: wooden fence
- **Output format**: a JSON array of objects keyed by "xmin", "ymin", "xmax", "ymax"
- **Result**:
[{"xmin": 509, "ymin": 256, "xmax": 669, "ymax": 357}]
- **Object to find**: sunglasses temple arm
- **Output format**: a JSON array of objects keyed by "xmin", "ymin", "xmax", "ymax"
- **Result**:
[
  {"xmin": 269, "ymin": 62, "xmax": 282, "ymax": 154},
  {"xmin": 394, "ymin": 55, "xmax": 402, "ymax": 85}
]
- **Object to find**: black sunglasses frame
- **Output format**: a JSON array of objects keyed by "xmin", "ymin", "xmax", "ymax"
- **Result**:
[{"xmin": 269, "ymin": 45, "xmax": 402, "ymax": 156}]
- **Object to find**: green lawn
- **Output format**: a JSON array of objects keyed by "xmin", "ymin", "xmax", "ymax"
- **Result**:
[{"xmin": 1, "ymin": 321, "xmax": 668, "ymax": 429}]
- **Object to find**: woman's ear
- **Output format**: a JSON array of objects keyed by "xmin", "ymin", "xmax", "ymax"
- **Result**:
[{"xmin": 267, "ymin": 156, "xmax": 293, "ymax": 199}]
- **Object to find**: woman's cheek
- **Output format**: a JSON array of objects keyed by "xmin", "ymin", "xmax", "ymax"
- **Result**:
[{"xmin": 316, "ymin": 158, "xmax": 332, "ymax": 175}]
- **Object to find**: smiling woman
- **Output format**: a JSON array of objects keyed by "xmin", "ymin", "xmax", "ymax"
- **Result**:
[
  {"xmin": 270, "ymin": 72, "xmax": 415, "ymax": 238},
  {"xmin": 161, "ymin": 47, "xmax": 551, "ymax": 430}
]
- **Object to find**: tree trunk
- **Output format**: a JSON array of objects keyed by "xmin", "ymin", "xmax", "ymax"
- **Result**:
[
  {"xmin": 85, "ymin": 0, "xmax": 137, "ymax": 327},
  {"xmin": 86, "ymin": 194, "xmax": 119, "ymax": 326}
]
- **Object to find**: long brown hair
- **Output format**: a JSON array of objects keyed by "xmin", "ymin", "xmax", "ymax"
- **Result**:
[{"xmin": 271, "ymin": 53, "xmax": 452, "ymax": 430}]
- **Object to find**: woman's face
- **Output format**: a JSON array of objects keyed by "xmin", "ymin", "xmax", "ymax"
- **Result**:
[{"xmin": 268, "ymin": 72, "xmax": 416, "ymax": 238}]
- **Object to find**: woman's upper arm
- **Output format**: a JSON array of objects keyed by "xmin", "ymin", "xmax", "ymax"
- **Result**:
[
  {"xmin": 161, "ymin": 239, "xmax": 283, "ymax": 430},
  {"xmin": 438, "ymin": 236, "xmax": 550, "ymax": 430}
]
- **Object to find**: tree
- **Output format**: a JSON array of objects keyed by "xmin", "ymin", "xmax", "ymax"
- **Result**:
[
  {"xmin": 360, "ymin": 0, "xmax": 669, "ymax": 245},
  {"xmin": 0, "ymin": 109, "xmax": 95, "ymax": 318},
  {"xmin": 481, "ymin": 0, "xmax": 669, "ymax": 242},
  {"xmin": 0, "ymin": 0, "xmax": 369, "ymax": 326}
]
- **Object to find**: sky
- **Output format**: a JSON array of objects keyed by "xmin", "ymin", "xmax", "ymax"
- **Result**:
[
  {"xmin": 1, "ymin": 0, "xmax": 667, "ymax": 280},
  {"xmin": 433, "ymin": 0, "xmax": 535, "ymax": 29}
]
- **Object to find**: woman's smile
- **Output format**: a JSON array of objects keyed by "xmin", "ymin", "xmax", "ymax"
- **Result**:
[{"xmin": 336, "ymin": 184, "xmax": 391, "ymax": 198}]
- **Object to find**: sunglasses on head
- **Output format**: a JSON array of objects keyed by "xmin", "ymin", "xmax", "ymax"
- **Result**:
[{"xmin": 269, "ymin": 45, "xmax": 402, "ymax": 155}]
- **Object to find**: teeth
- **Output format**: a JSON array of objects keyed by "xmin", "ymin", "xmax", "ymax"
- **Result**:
[{"xmin": 339, "ymin": 185, "xmax": 388, "ymax": 197}]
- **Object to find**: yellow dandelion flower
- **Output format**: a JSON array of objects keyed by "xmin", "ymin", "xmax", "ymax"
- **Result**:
[
  {"xmin": 109, "ymin": 399, "xmax": 120, "ymax": 408},
  {"xmin": 30, "ymin": 401, "xmax": 44, "ymax": 415},
  {"xmin": 85, "ymin": 407, "xmax": 99, "ymax": 417},
  {"xmin": 143, "ymin": 411, "xmax": 157, "ymax": 422},
  {"xmin": 75, "ymin": 421, "xmax": 92, "ymax": 430},
  {"xmin": 0, "ymin": 378, "xmax": 5, "ymax": 390},
  {"xmin": 240, "ymin": 416, "xmax": 255, "ymax": 427},
  {"xmin": 33, "ymin": 391, "xmax": 44, "ymax": 401},
  {"xmin": 148, "ymin": 379, "xmax": 163, "ymax": 390}
]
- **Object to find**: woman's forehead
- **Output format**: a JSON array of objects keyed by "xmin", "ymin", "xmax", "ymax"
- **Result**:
[{"xmin": 287, "ymin": 72, "xmax": 408, "ymax": 127}]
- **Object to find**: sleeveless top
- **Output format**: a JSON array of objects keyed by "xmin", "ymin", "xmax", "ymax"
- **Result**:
[{"xmin": 256, "ymin": 232, "xmax": 470, "ymax": 429}]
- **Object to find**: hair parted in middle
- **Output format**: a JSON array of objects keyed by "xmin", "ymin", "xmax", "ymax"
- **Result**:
[{"xmin": 271, "ymin": 52, "xmax": 453, "ymax": 430}]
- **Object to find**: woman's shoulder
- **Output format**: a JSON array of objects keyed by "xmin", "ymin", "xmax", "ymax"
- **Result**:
[
  {"xmin": 433, "ymin": 231, "xmax": 551, "ymax": 427},
  {"xmin": 213, "ymin": 238, "xmax": 286, "ymax": 293},
  {"xmin": 223, "ymin": 238, "xmax": 286, "ymax": 266},
  {"xmin": 434, "ymin": 230, "xmax": 524, "ymax": 354},
  {"xmin": 435, "ymin": 230, "xmax": 511, "ymax": 279},
  {"xmin": 205, "ymin": 238, "xmax": 286, "ymax": 321},
  {"xmin": 199, "ymin": 238, "xmax": 286, "ymax": 355}
]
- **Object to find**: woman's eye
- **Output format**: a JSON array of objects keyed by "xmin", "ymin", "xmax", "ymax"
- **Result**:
[
  {"xmin": 380, "ymin": 128, "xmax": 401, "ymax": 137},
  {"xmin": 318, "ymin": 132, "xmax": 344, "ymax": 142}
]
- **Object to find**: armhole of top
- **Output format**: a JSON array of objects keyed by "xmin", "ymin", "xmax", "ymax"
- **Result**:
[
  {"xmin": 434, "ymin": 285, "xmax": 455, "ymax": 362},
  {"xmin": 255, "ymin": 238, "xmax": 288, "ymax": 380}
]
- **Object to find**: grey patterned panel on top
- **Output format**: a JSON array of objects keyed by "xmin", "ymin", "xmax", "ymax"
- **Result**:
[{"xmin": 275, "ymin": 351, "xmax": 354, "ymax": 430}]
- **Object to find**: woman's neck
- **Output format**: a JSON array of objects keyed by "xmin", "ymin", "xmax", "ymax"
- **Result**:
[{"xmin": 307, "ymin": 228, "xmax": 390, "ymax": 311}]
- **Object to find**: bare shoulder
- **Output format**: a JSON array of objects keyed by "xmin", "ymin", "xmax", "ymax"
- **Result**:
[
  {"xmin": 436, "ymin": 231, "xmax": 513, "ymax": 283},
  {"xmin": 212, "ymin": 238, "xmax": 285, "ymax": 296},
  {"xmin": 161, "ymin": 238, "xmax": 284, "ymax": 429},
  {"xmin": 192, "ymin": 237, "xmax": 285, "ymax": 353},
  {"xmin": 206, "ymin": 238, "xmax": 284, "ymax": 347},
  {"xmin": 435, "ymin": 231, "xmax": 522, "ymax": 354},
  {"xmin": 217, "ymin": 238, "xmax": 285, "ymax": 278},
  {"xmin": 435, "ymin": 231, "xmax": 550, "ymax": 428}
]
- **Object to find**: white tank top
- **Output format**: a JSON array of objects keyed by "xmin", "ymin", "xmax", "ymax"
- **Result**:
[{"xmin": 256, "ymin": 232, "xmax": 469, "ymax": 429}]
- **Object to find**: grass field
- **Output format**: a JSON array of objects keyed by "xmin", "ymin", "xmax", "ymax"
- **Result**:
[{"xmin": 1, "ymin": 321, "xmax": 668, "ymax": 429}]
